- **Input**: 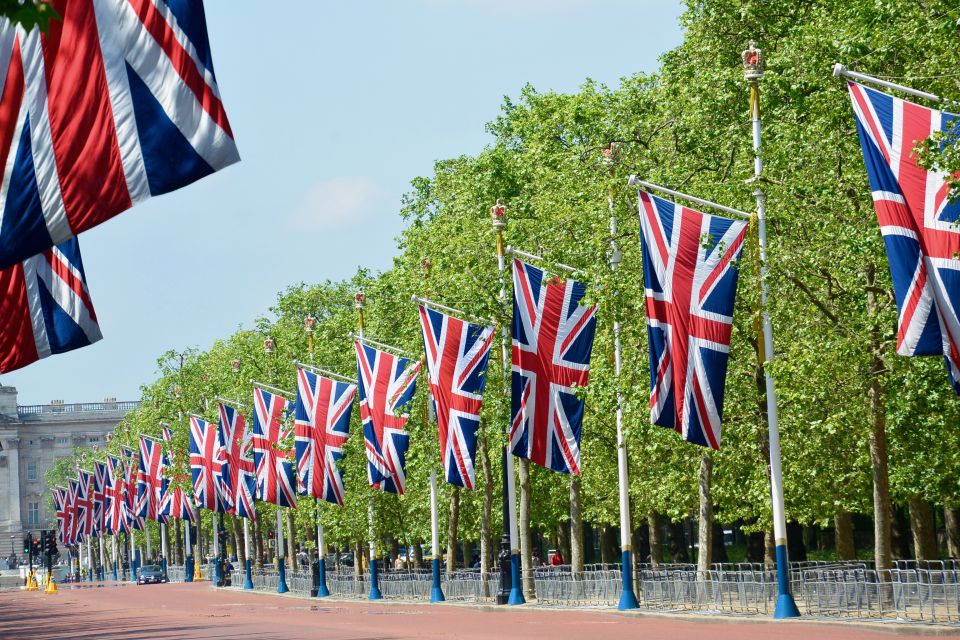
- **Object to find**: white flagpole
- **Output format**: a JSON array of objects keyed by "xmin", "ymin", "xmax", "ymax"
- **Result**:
[
  {"xmin": 160, "ymin": 523, "xmax": 168, "ymax": 576},
  {"xmin": 145, "ymin": 525, "xmax": 152, "ymax": 561},
  {"xmin": 356, "ymin": 291, "xmax": 383, "ymax": 601},
  {"xmin": 491, "ymin": 202, "xmax": 524, "ymax": 605},
  {"xmin": 98, "ymin": 535, "xmax": 105, "ymax": 581},
  {"xmin": 744, "ymin": 40, "xmax": 800, "ymax": 619},
  {"xmin": 184, "ymin": 519, "xmax": 193, "ymax": 582},
  {"xmin": 242, "ymin": 517, "xmax": 253, "ymax": 589},
  {"xmin": 212, "ymin": 516, "xmax": 219, "ymax": 586},
  {"xmin": 129, "ymin": 530, "xmax": 135, "ymax": 582},
  {"xmin": 86, "ymin": 541, "xmax": 93, "ymax": 582},
  {"xmin": 603, "ymin": 144, "xmax": 639, "ymax": 610},
  {"xmin": 111, "ymin": 535, "xmax": 118, "ymax": 580},
  {"xmin": 276, "ymin": 508, "xmax": 289, "ymax": 593},
  {"xmin": 429, "ymin": 468, "xmax": 445, "ymax": 602}
]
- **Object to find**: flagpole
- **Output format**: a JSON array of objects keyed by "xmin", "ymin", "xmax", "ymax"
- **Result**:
[
  {"xmin": 602, "ymin": 144, "xmax": 639, "ymax": 610},
  {"xmin": 304, "ymin": 316, "xmax": 331, "ymax": 599},
  {"xmin": 356, "ymin": 291, "xmax": 383, "ymax": 601},
  {"xmin": 429, "ymin": 467, "xmax": 444, "ymax": 602},
  {"xmin": 212, "ymin": 515, "xmax": 220, "ymax": 587},
  {"xmin": 160, "ymin": 523, "xmax": 168, "ymax": 578},
  {"xmin": 145, "ymin": 525, "xmax": 152, "ymax": 563},
  {"xmin": 491, "ymin": 201, "xmax": 524, "ymax": 605},
  {"xmin": 184, "ymin": 518, "xmax": 194, "ymax": 582},
  {"xmin": 243, "ymin": 517, "xmax": 253, "ymax": 589},
  {"xmin": 263, "ymin": 336, "xmax": 290, "ymax": 595},
  {"xmin": 743, "ymin": 40, "xmax": 800, "ymax": 619},
  {"xmin": 111, "ymin": 535, "xmax": 118, "ymax": 581},
  {"xmin": 98, "ymin": 534, "xmax": 106, "ymax": 582}
]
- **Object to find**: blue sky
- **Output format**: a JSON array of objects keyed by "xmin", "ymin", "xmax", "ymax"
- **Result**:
[{"xmin": 1, "ymin": 0, "xmax": 684, "ymax": 405}]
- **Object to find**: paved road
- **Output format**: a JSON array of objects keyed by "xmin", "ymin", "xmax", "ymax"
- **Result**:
[{"xmin": 0, "ymin": 582, "xmax": 948, "ymax": 639}]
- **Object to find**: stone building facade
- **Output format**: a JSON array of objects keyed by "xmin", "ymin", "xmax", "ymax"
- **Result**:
[{"xmin": 0, "ymin": 386, "xmax": 138, "ymax": 557}]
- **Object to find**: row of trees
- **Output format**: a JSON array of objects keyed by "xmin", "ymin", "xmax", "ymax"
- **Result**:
[{"xmin": 47, "ymin": 0, "xmax": 960, "ymax": 593}]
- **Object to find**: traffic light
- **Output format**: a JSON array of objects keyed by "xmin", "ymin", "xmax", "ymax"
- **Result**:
[
  {"xmin": 22, "ymin": 533, "xmax": 31, "ymax": 555},
  {"xmin": 31, "ymin": 536, "xmax": 41, "ymax": 557}
]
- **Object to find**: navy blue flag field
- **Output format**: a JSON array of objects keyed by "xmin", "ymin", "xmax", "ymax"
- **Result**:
[
  {"xmin": 637, "ymin": 190, "xmax": 748, "ymax": 450},
  {"xmin": 847, "ymin": 82, "xmax": 960, "ymax": 394},
  {"xmin": 510, "ymin": 259, "xmax": 597, "ymax": 475}
]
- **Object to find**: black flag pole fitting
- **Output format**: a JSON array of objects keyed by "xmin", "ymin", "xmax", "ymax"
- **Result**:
[
  {"xmin": 348, "ymin": 332, "xmax": 414, "ymax": 358},
  {"xmin": 505, "ymin": 246, "xmax": 579, "ymax": 274},
  {"xmin": 411, "ymin": 295, "xmax": 496, "ymax": 327},
  {"xmin": 832, "ymin": 63, "xmax": 941, "ymax": 103},
  {"xmin": 292, "ymin": 360, "xmax": 354, "ymax": 384},
  {"xmin": 249, "ymin": 380, "xmax": 295, "ymax": 399},
  {"xmin": 629, "ymin": 176, "xmax": 752, "ymax": 220}
]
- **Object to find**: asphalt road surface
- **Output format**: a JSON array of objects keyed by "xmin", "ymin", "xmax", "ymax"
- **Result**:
[{"xmin": 0, "ymin": 582, "xmax": 948, "ymax": 639}]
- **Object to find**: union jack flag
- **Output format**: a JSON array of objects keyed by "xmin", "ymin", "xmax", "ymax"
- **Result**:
[
  {"xmin": 294, "ymin": 367, "xmax": 356, "ymax": 505},
  {"xmin": 121, "ymin": 446, "xmax": 143, "ymax": 530},
  {"xmin": 419, "ymin": 305, "xmax": 495, "ymax": 489},
  {"xmin": 66, "ymin": 480, "xmax": 79, "ymax": 545},
  {"xmin": 93, "ymin": 460, "xmax": 108, "ymax": 535},
  {"xmin": 105, "ymin": 456, "xmax": 128, "ymax": 535},
  {"xmin": 355, "ymin": 342, "xmax": 420, "ymax": 494},
  {"xmin": 136, "ymin": 436, "xmax": 165, "ymax": 520},
  {"xmin": 848, "ymin": 82, "xmax": 960, "ymax": 392},
  {"xmin": 189, "ymin": 415, "xmax": 232, "ymax": 512},
  {"xmin": 158, "ymin": 458, "xmax": 197, "ymax": 524},
  {"xmin": 638, "ymin": 190, "xmax": 748, "ymax": 449},
  {"xmin": 0, "ymin": 237, "xmax": 101, "ymax": 374},
  {"xmin": 219, "ymin": 401, "xmax": 256, "ymax": 518},
  {"xmin": 161, "ymin": 424, "xmax": 174, "ymax": 444},
  {"xmin": 511, "ymin": 259, "xmax": 597, "ymax": 474},
  {"xmin": 252, "ymin": 388, "xmax": 297, "ymax": 508},
  {"xmin": 0, "ymin": 0, "xmax": 239, "ymax": 271},
  {"xmin": 75, "ymin": 470, "xmax": 96, "ymax": 543},
  {"xmin": 53, "ymin": 486, "xmax": 68, "ymax": 546}
]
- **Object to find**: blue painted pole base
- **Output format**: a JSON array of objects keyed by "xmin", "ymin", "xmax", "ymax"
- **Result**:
[
  {"xmin": 317, "ymin": 559, "xmax": 330, "ymax": 597},
  {"xmin": 508, "ymin": 553, "xmax": 524, "ymax": 605},
  {"xmin": 773, "ymin": 544, "xmax": 800, "ymax": 618},
  {"xmin": 161, "ymin": 558, "xmax": 167, "ymax": 580},
  {"xmin": 277, "ymin": 560, "xmax": 289, "ymax": 594},
  {"xmin": 112, "ymin": 562, "xmax": 118, "ymax": 582},
  {"xmin": 369, "ymin": 558, "xmax": 383, "ymax": 600},
  {"xmin": 185, "ymin": 556, "xmax": 194, "ymax": 583},
  {"xmin": 618, "ymin": 550, "xmax": 639, "ymax": 610},
  {"xmin": 243, "ymin": 559, "xmax": 253, "ymax": 590},
  {"xmin": 430, "ymin": 557, "xmax": 445, "ymax": 603}
]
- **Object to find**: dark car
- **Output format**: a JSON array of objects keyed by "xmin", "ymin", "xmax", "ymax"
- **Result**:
[{"xmin": 137, "ymin": 564, "xmax": 168, "ymax": 585}]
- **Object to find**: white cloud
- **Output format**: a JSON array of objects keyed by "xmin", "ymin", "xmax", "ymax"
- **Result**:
[{"xmin": 287, "ymin": 176, "xmax": 388, "ymax": 231}]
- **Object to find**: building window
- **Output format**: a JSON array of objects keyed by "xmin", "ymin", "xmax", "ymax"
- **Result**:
[
  {"xmin": 27, "ymin": 440, "xmax": 33, "ymax": 446},
  {"xmin": 88, "ymin": 436, "xmax": 99, "ymax": 444},
  {"xmin": 56, "ymin": 437, "xmax": 68, "ymax": 445},
  {"xmin": 26, "ymin": 462, "xmax": 37, "ymax": 481},
  {"xmin": 27, "ymin": 502, "xmax": 39, "ymax": 526}
]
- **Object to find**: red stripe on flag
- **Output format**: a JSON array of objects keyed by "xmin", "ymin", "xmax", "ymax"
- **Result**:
[
  {"xmin": 44, "ymin": 0, "xmax": 132, "ymax": 234},
  {"xmin": 0, "ymin": 262, "xmax": 40, "ymax": 373},
  {"xmin": 0, "ymin": 39, "xmax": 24, "ymax": 189},
  {"xmin": 126, "ymin": 0, "xmax": 234, "ymax": 138}
]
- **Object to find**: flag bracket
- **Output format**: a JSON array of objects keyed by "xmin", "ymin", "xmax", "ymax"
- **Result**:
[
  {"xmin": 832, "ymin": 63, "xmax": 941, "ymax": 103},
  {"xmin": 249, "ymin": 380, "xmax": 294, "ymax": 399},
  {"xmin": 293, "ymin": 360, "xmax": 355, "ymax": 384},
  {"xmin": 214, "ymin": 396, "xmax": 245, "ymax": 409},
  {"xmin": 629, "ymin": 176, "xmax": 752, "ymax": 220},
  {"xmin": 349, "ymin": 333, "xmax": 414, "ymax": 358},
  {"xmin": 505, "ymin": 246, "xmax": 579, "ymax": 274},
  {"xmin": 411, "ymin": 295, "xmax": 496, "ymax": 327}
]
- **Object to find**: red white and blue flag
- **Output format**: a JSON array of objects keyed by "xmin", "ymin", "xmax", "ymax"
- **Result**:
[
  {"xmin": 252, "ymin": 388, "xmax": 297, "ymax": 508},
  {"xmin": 135, "ymin": 435, "xmax": 164, "ymax": 521},
  {"xmin": 294, "ymin": 367, "xmax": 356, "ymax": 505},
  {"xmin": 355, "ymin": 342, "xmax": 420, "ymax": 494},
  {"xmin": 54, "ymin": 486, "xmax": 69, "ymax": 545},
  {"xmin": 66, "ymin": 480, "xmax": 79, "ymax": 545},
  {"xmin": 93, "ymin": 460, "xmax": 108, "ymax": 535},
  {"xmin": 105, "ymin": 455, "xmax": 128, "ymax": 535},
  {"xmin": 75, "ymin": 470, "xmax": 95, "ymax": 543},
  {"xmin": 189, "ymin": 415, "xmax": 232, "ymax": 513},
  {"xmin": 638, "ymin": 190, "xmax": 748, "ymax": 449},
  {"xmin": 418, "ymin": 305, "xmax": 495, "ymax": 489},
  {"xmin": 0, "ymin": 0, "xmax": 239, "ymax": 271},
  {"xmin": 122, "ymin": 446, "xmax": 143, "ymax": 530},
  {"xmin": 219, "ymin": 401, "xmax": 256, "ymax": 518},
  {"xmin": 0, "ymin": 237, "xmax": 101, "ymax": 374},
  {"xmin": 847, "ymin": 82, "xmax": 960, "ymax": 392},
  {"xmin": 511, "ymin": 259, "xmax": 597, "ymax": 474}
]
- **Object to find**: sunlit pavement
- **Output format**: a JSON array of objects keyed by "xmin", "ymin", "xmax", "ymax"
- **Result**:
[{"xmin": 0, "ymin": 582, "xmax": 949, "ymax": 639}]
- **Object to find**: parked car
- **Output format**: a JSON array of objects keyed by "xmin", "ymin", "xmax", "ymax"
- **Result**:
[{"xmin": 137, "ymin": 564, "xmax": 168, "ymax": 585}]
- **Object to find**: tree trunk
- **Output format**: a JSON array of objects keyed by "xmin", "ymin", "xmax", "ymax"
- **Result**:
[
  {"xmin": 253, "ymin": 516, "xmax": 264, "ymax": 571},
  {"xmin": 413, "ymin": 542, "xmax": 423, "ymax": 569},
  {"xmin": 764, "ymin": 530, "xmax": 775, "ymax": 568},
  {"xmin": 668, "ymin": 521, "xmax": 688, "ymax": 563},
  {"xmin": 447, "ymin": 486, "xmax": 460, "ymax": 573},
  {"xmin": 353, "ymin": 541, "xmax": 361, "ymax": 581},
  {"xmin": 518, "ymin": 458, "xmax": 536, "ymax": 598},
  {"xmin": 945, "ymin": 506, "xmax": 960, "ymax": 558},
  {"xmin": 569, "ymin": 475, "xmax": 584, "ymax": 574},
  {"xmin": 648, "ymin": 511, "xmax": 663, "ymax": 565},
  {"xmin": 232, "ymin": 516, "xmax": 246, "ymax": 564},
  {"xmin": 479, "ymin": 433, "xmax": 494, "ymax": 589},
  {"xmin": 866, "ymin": 262, "xmax": 893, "ymax": 571},
  {"xmin": 697, "ymin": 452, "xmax": 713, "ymax": 574},
  {"xmin": 909, "ymin": 497, "xmax": 938, "ymax": 561},
  {"xmin": 462, "ymin": 540, "xmax": 473, "ymax": 569},
  {"xmin": 835, "ymin": 508, "xmax": 855, "ymax": 560}
]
